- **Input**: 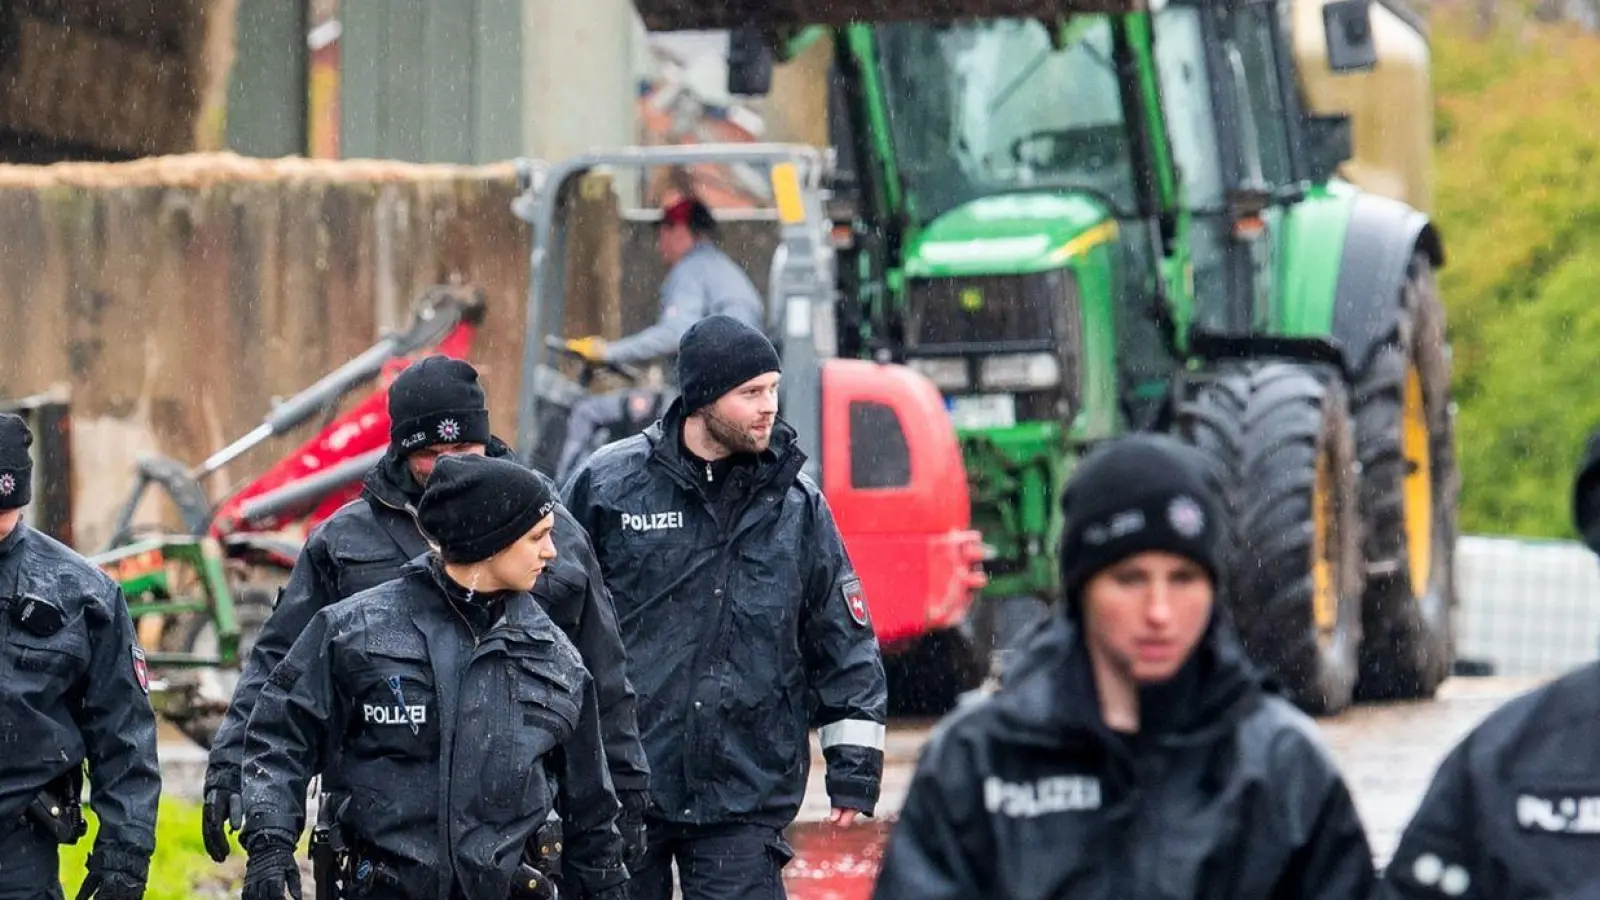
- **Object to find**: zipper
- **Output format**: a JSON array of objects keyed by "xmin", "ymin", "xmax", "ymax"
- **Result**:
[{"xmin": 386, "ymin": 676, "xmax": 421, "ymax": 736}]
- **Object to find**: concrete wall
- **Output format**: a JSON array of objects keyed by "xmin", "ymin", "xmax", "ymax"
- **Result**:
[{"xmin": 0, "ymin": 153, "xmax": 534, "ymax": 550}]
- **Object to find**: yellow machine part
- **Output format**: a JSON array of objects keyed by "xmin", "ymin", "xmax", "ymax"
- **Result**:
[{"xmin": 1289, "ymin": 0, "xmax": 1435, "ymax": 213}]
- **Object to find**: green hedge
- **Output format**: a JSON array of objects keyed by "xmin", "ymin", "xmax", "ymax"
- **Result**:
[{"xmin": 1432, "ymin": 6, "xmax": 1600, "ymax": 538}]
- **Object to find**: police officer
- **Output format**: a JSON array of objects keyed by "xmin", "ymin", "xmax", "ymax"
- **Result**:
[
  {"xmin": 871, "ymin": 433, "xmax": 1377, "ymax": 899},
  {"xmin": 203, "ymin": 357, "xmax": 650, "ymax": 870},
  {"xmin": 1374, "ymin": 430, "xmax": 1600, "ymax": 899},
  {"xmin": 0, "ymin": 413, "xmax": 161, "ymax": 900},
  {"xmin": 240, "ymin": 453, "xmax": 629, "ymax": 900},
  {"xmin": 562, "ymin": 315, "xmax": 888, "ymax": 900}
]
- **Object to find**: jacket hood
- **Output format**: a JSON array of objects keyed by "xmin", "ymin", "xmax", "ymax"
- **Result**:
[
  {"xmin": 991, "ymin": 607, "xmax": 1263, "ymax": 750},
  {"xmin": 364, "ymin": 435, "xmax": 516, "ymax": 511}
]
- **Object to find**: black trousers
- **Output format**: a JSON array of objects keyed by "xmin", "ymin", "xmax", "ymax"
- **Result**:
[
  {"xmin": 628, "ymin": 820, "xmax": 795, "ymax": 900},
  {"xmin": 0, "ymin": 819, "xmax": 64, "ymax": 900}
]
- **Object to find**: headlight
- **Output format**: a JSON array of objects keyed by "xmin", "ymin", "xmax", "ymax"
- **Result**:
[
  {"xmin": 907, "ymin": 357, "xmax": 970, "ymax": 392},
  {"xmin": 979, "ymin": 353, "xmax": 1060, "ymax": 391}
]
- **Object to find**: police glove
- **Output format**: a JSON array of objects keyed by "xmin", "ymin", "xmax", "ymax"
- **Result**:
[
  {"xmin": 75, "ymin": 870, "xmax": 143, "ymax": 900},
  {"xmin": 617, "ymin": 789, "xmax": 650, "ymax": 871},
  {"xmin": 242, "ymin": 831, "xmax": 303, "ymax": 900},
  {"xmin": 201, "ymin": 783, "xmax": 244, "ymax": 863}
]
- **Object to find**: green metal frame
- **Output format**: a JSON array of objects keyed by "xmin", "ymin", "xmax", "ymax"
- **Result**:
[{"xmin": 93, "ymin": 537, "xmax": 241, "ymax": 669}]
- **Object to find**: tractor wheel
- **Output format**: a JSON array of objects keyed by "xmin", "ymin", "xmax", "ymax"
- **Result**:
[
  {"xmin": 169, "ymin": 576, "xmax": 281, "ymax": 749},
  {"xmin": 1351, "ymin": 252, "xmax": 1459, "ymax": 701},
  {"xmin": 885, "ymin": 627, "xmax": 989, "ymax": 717},
  {"xmin": 1173, "ymin": 362, "xmax": 1365, "ymax": 716}
]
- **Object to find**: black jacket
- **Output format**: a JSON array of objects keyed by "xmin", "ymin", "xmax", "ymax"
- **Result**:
[
  {"xmin": 871, "ymin": 613, "xmax": 1376, "ymax": 900},
  {"xmin": 0, "ymin": 524, "xmax": 161, "ymax": 881},
  {"xmin": 241, "ymin": 559, "xmax": 628, "ymax": 900},
  {"xmin": 208, "ymin": 438, "xmax": 649, "ymax": 797},
  {"xmin": 1379, "ymin": 661, "xmax": 1600, "ymax": 899},
  {"xmin": 562, "ymin": 402, "xmax": 887, "ymax": 828}
]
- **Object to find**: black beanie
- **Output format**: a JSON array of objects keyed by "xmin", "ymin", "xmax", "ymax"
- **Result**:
[
  {"xmin": 0, "ymin": 413, "xmax": 32, "ymax": 510},
  {"xmin": 389, "ymin": 356, "xmax": 492, "ymax": 455},
  {"xmin": 1575, "ymin": 428, "xmax": 1600, "ymax": 555},
  {"xmin": 416, "ymin": 454, "xmax": 556, "ymax": 564},
  {"xmin": 1058, "ymin": 433, "xmax": 1226, "ymax": 608},
  {"xmin": 677, "ymin": 315, "xmax": 782, "ymax": 416}
]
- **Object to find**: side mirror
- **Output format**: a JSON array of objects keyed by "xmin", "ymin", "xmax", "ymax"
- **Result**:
[
  {"xmin": 1302, "ymin": 113, "xmax": 1353, "ymax": 183},
  {"xmin": 1323, "ymin": 0, "xmax": 1378, "ymax": 73},
  {"xmin": 728, "ymin": 27, "xmax": 774, "ymax": 96}
]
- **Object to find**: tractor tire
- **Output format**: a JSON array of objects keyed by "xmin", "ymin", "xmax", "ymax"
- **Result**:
[
  {"xmin": 1351, "ymin": 252, "xmax": 1459, "ymax": 701},
  {"xmin": 885, "ymin": 627, "xmax": 988, "ymax": 717},
  {"xmin": 1173, "ymin": 362, "xmax": 1365, "ymax": 716},
  {"xmin": 169, "ymin": 577, "xmax": 281, "ymax": 750}
]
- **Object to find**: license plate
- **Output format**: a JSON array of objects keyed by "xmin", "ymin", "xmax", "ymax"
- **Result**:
[{"xmin": 947, "ymin": 394, "xmax": 1016, "ymax": 430}]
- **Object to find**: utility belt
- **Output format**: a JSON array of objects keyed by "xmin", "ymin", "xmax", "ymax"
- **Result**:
[
  {"xmin": 310, "ymin": 792, "xmax": 564, "ymax": 900},
  {"xmin": 21, "ymin": 765, "xmax": 87, "ymax": 846}
]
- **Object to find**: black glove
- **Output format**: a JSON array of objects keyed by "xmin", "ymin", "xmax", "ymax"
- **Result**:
[
  {"xmin": 201, "ymin": 763, "xmax": 243, "ymax": 862},
  {"xmin": 617, "ymin": 790, "xmax": 650, "ymax": 872},
  {"xmin": 75, "ymin": 870, "xmax": 143, "ymax": 900},
  {"xmin": 202, "ymin": 787, "xmax": 244, "ymax": 863},
  {"xmin": 242, "ymin": 831, "xmax": 303, "ymax": 900}
]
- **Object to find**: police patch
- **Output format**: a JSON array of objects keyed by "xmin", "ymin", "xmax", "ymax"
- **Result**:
[
  {"xmin": 0, "ymin": 473, "xmax": 13, "ymax": 496},
  {"xmin": 437, "ymin": 418, "xmax": 461, "ymax": 442},
  {"xmin": 131, "ymin": 645, "xmax": 149, "ymax": 695},
  {"xmin": 1168, "ymin": 495, "xmax": 1205, "ymax": 539},
  {"xmin": 841, "ymin": 576, "xmax": 869, "ymax": 627}
]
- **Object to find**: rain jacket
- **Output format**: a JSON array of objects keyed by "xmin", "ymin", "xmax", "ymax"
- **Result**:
[
  {"xmin": 561, "ymin": 401, "xmax": 887, "ymax": 828},
  {"xmin": 241, "ymin": 559, "xmax": 628, "ymax": 900},
  {"xmin": 0, "ymin": 524, "xmax": 160, "ymax": 882},
  {"xmin": 1379, "ymin": 660, "xmax": 1600, "ymax": 899},
  {"xmin": 207, "ymin": 437, "xmax": 649, "ymax": 798},
  {"xmin": 871, "ymin": 612, "xmax": 1377, "ymax": 900}
]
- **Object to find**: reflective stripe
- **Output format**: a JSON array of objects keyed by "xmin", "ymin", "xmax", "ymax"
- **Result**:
[{"xmin": 819, "ymin": 719, "xmax": 886, "ymax": 751}]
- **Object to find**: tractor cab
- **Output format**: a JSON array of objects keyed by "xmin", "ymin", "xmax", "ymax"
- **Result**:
[{"xmin": 510, "ymin": 143, "xmax": 990, "ymax": 711}]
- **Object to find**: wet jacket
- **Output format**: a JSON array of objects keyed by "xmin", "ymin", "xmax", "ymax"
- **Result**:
[
  {"xmin": 872, "ymin": 613, "xmax": 1376, "ymax": 900},
  {"xmin": 0, "ymin": 524, "xmax": 160, "ymax": 881},
  {"xmin": 603, "ymin": 242, "xmax": 765, "ymax": 369},
  {"xmin": 208, "ymin": 438, "xmax": 649, "ymax": 798},
  {"xmin": 1379, "ymin": 660, "xmax": 1600, "ymax": 899},
  {"xmin": 241, "ymin": 559, "xmax": 628, "ymax": 900},
  {"xmin": 561, "ymin": 402, "xmax": 887, "ymax": 828}
]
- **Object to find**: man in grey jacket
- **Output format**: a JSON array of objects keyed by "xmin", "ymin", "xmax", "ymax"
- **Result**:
[{"xmin": 557, "ymin": 196, "xmax": 766, "ymax": 482}]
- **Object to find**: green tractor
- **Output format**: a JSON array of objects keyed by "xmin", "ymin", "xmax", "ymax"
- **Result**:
[{"xmin": 636, "ymin": 0, "xmax": 1456, "ymax": 714}]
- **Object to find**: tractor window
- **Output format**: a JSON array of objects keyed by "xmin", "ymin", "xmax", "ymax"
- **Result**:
[
  {"xmin": 874, "ymin": 16, "xmax": 1137, "ymax": 220},
  {"xmin": 849, "ymin": 401, "xmax": 913, "ymax": 489},
  {"xmin": 1151, "ymin": 5, "xmax": 1225, "ymax": 210},
  {"xmin": 1231, "ymin": 3, "xmax": 1294, "ymax": 185}
]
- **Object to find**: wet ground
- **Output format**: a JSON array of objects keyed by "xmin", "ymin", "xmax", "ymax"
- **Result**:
[
  {"xmin": 779, "ymin": 675, "xmax": 1549, "ymax": 898},
  {"xmin": 152, "ymin": 675, "xmax": 1548, "ymax": 898}
]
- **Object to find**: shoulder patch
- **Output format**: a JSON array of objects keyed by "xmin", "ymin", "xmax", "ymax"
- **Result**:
[
  {"xmin": 267, "ymin": 661, "xmax": 304, "ymax": 691},
  {"xmin": 131, "ymin": 645, "xmax": 149, "ymax": 695},
  {"xmin": 840, "ymin": 575, "xmax": 870, "ymax": 628}
]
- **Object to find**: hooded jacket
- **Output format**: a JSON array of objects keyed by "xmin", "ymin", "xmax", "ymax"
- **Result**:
[
  {"xmin": 241, "ymin": 560, "xmax": 627, "ymax": 900},
  {"xmin": 1378, "ymin": 660, "xmax": 1600, "ymax": 899},
  {"xmin": 207, "ymin": 438, "xmax": 648, "ymax": 797},
  {"xmin": 561, "ymin": 401, "xmax": 887, "ymax": 827},
  {"xmin": 871, "ymin": 612, "xmax": 1376, "ymax": 900}
]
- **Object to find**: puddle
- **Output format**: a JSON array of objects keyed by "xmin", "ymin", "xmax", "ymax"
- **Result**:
[{"xmin": 782, "ymin": 820, "xmax": 893, "ymax": 899}]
